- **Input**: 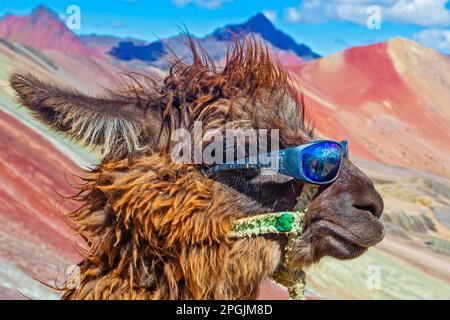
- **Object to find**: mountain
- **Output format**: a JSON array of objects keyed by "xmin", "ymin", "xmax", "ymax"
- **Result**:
[
  {"xmin": 110, "ymin": 40, "xmax": 165, "ymax": 62},
  {"xmin": 0, "ymin": 36, "xmax": 117, "ymax": 299},
  {"xmin": 286, "ymin": 37, "xmax": 450, "ymax": 178},
  {"xmin": 80, "ymin": 34, "xmax": 148, "ymax": 59},
  {"xmin": 108, "ymin": 13, "xmax": 319, "ymax": 69},
  {"xmin": 0, "ymin": 5, "xmax": 96, "ymax": 58},
  {"xmin": 212, "ymin": 13, "xmax": 320, "ymax": 60},
  {"xmin": 0, "ymin": 108, "xmax": 83, "ymax": 299},
  {"xmin": 0, "ymin": 32, "xmax": 122, "ymax": 298},
  {"xmin": 0, "ymin": 6, "xmax": 123, "ymax": 91},
  {"xmin": 0, "ymin": 7, "xmax": 313, "ymax": 71}
]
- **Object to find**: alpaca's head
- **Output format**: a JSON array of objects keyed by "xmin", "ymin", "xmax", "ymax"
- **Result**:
[{"xmin": 10, "ymin": 37, "xmax": 384, "ymax": 298}]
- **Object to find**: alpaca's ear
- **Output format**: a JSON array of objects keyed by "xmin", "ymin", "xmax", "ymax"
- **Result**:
[{"xmin": 10, "ymin": 72, "xmax": 150, "ymax": 159}]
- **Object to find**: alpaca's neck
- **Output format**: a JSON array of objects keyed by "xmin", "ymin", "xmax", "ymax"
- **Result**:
[
  {"xmin": 62, "ymin": 156, "xmax": 282, "ymax": 299},
  {"xmin": 62, "ymin": 235, "xmax": 280, "ymax": 299}
]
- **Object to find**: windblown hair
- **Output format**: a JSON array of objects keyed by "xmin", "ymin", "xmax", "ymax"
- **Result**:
[{"xmin": 11, "ymin": 36, "xmax": 313, "ymax": 299}]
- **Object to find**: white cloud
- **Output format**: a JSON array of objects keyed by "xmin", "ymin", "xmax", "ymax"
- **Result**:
[
  {"xmin": 285, "ymin": 7, "xmax": 302, "ymax": 23},
  {"xmin": 284, "ymin": 0, "xmax": 450, "ymax": 26},
  {"xmin": 263, "ymin": 10, "xmax": 278, "ymax": 23},
  {"xmin": 414, "ymin": 29, "xmax": 450, "ymax": 53},
  {"xmin": 172, "ymin": 0, "xmax": 229, "ymax": 10},
  {"xmin": 389, "ymin": 0, "xmax": 450, "ymax": 25}
]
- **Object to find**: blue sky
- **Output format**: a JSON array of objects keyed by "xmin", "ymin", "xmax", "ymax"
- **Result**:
[{"xmin": 1, "ymin": 0, "xmax": 449, "ymax": 56}]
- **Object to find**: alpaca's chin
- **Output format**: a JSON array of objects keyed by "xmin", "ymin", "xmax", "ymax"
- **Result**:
[
  {"xmin": 316, "ymin": 232, "xmax": 369, "ymax": 261},
  {"xmin": 289, "ymin": 222, "xmax": 379, "ymax": 268},
  {"xmin": 291, "ymin": 238, "xmax": 368, "ymax": 269}
]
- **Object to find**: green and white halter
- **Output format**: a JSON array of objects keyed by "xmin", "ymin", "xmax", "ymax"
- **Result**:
[{"xmin": 228, "ymin": 185, "xmax": 318, "ymax": 300}]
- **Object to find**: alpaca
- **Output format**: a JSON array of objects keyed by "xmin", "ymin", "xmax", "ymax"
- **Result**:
[{"xmin": 10, "ymin": 37, "xmax": 384, "ymax": 300}]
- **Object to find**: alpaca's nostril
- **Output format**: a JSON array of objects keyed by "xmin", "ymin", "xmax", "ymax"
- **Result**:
[
  {"xmin": 354, "ymin": 197, "xmax": 383, "ymax": 219},
  {"xmin": 354, "ymin": 203, "xmax": 380, "ymax": 218},
  {"xmin": 353, "ymin": 186, "xmax": 384, "ymax": 219}
]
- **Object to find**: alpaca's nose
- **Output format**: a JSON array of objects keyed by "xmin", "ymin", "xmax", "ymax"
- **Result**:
[{"xmin": 352, "ymin": 180, "xmax": 384, "ymax": 219}]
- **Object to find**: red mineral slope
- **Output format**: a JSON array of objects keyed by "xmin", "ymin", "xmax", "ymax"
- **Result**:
[
  {"xmin": 274, "ymin": 50, "xmax": 304, "ymax": 66},
  {"xmin": 0, "ymin": 109, "xmax": 82, "ymax": 299},
  {"xmin": 0, "ymin": 6, "xmax": 97, "ymax": 58},
  {"xmin": 287, "ymin": 38, "xmax": 450, "ymax": 178}
]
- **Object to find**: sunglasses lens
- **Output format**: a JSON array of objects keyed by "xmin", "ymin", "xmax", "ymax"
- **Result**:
[{"xmin": 301, "ymin": 142, "xmax": 342, "ymax": 183}]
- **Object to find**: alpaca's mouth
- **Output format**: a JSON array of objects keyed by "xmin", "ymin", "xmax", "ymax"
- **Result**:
[
  {"xmin": 300, "ymin": 208, "xmax": 384, "ymax": 260},
  {"xmin": 312, "ymin": 217, "xmax": 384, "ymax": 248},
  {"xmin": 320, "ymin": 225, "xmax": 369, "ymax": 259}
]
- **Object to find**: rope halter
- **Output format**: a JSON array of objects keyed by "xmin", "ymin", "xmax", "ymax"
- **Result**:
[{"xmin": 228, "ymin": 184, "xmax": 319, "ymax": 300}]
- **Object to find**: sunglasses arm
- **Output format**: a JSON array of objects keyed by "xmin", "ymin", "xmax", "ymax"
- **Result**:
[
  {"xmin": 207, "ymin": 148, "xmax": 302, "ymax": 179},
  {"xmin": 206, "ymin": 149, "xmax": 289, "ymax": 175}
]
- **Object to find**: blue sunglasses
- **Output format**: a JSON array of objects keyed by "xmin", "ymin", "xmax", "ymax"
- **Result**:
[{"xmin": 208, "ymin": 140, "xmax": 349, "ymax": 185}]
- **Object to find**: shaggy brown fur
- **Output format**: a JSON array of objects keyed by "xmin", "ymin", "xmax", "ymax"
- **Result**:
[
  {"xmin": 63, "ymin": 154, "xmax": 283, "ymax": 299},
  {"xmin": 10, "ymin": 36, "xmax": 384, "ymax": 300}
]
